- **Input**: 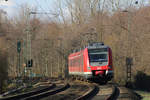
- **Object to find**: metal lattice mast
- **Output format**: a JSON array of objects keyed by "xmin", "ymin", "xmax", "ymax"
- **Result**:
[{"xmin": 24, "ymin": 9, "xmax": 32, "ymax": 77}]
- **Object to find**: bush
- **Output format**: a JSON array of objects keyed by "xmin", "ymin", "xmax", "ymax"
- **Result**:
[
  {"xmin": 134, "ymin": 71, "xmax": 150, "ymax": 91},
  {"xmin": 0, "ymin": 50, "xmax": 8, "ymax": 93}
]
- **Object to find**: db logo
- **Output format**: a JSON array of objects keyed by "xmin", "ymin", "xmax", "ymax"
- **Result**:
[{"xmin": 97, "ymin": 67, "xmax": 101, "ymax": 70}]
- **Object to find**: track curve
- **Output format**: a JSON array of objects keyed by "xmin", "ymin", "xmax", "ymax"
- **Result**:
[{"xmin": 0, "ymin": 84, "xmax": 55, "ymax": 100}]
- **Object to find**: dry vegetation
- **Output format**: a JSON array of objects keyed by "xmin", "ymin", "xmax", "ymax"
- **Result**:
[
  {"xmin": 0, "ymin": 12, "xmax": 8, "ymax": 93},
  {"xmin": 0, "ymin": 0, "xmax": 150, "ymax": 91}
]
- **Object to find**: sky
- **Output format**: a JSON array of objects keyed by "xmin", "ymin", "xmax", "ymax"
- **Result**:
[
  {"xmin": 0, "ymin": 0, "xmax": 56, "ymax": 17},
  {"xmin": 0, "ymin": 0, "xmax": 150, "ymax": 18}
]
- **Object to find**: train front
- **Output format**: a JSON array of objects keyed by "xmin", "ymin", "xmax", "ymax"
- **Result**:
[{"xmin": 87, "ymin": 43, "xmax": 113, "ymax": 82}]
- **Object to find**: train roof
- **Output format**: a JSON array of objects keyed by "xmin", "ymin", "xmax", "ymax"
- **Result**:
[
  {"xmin": 69, "ymin": 42, "xmax": 109, "ymax": 58},
  {"xmin": 87, "ymin": 42, "xmax": 109, "ymax": 49}
]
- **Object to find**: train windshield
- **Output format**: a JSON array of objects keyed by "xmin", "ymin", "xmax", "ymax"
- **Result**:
[{"xmin": 88, "ymin": 49, "xmax": 108, "ymax": 62}]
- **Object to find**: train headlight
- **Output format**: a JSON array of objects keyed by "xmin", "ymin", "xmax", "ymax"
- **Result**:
[{"xmin": 106, "ymin": 70, "xmax": 108, "ymax": 75}]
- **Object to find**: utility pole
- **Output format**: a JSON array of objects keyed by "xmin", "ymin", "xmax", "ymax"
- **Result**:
[
  {"xmin": 57, "ymin": 37, "xmax": 63, "ymax": 77},
  {"xmin": 124, "ymin": 1, "xmax": 138, "ymax": 87},
  {"xmin": 122, "ymin": 10, "xmax": 133, "ymax": 87},
  {"xmin": 17, "ymin": 40, "xmax": 21, "ymax": 77},
  {"xmin": 44, "ymin": 44, "xmax": 48, "ymax": 77},
  {"xmin": 23, "ymin": 11, "xmax": 59, "ymax": 78},
  {"xmin": 24, "ymin": 10, "xmax": 32, "ymax": 78}
]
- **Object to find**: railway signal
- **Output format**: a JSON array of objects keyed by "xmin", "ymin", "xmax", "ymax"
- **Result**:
[
  {"xmin": 26, "ymin": 59, "xmax": 33, "ymax": 67},
  {"xmin": 17, "ymin": 40, "xmax": 21, "ymax": 53},
  {"xmin": 126, "ymin": 57, "xmax": 133, "ymax": 66},
  {"xmin": 126, "ymin": 57, "xmax": 133, "ymax": 87}
]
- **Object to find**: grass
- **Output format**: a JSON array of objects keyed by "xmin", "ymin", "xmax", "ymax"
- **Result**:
[{"xmin": 135, "ymin": 90, "xmax": 150, "ymax": 100}]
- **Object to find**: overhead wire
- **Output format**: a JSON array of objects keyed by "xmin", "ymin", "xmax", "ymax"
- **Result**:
[
  {"xmin": 34, "ymin": 0, "xmax": 53, "ymax": 20},
  {"xmin": 44, "ymin": 0, "xmax": 58, "ymax": 17}
]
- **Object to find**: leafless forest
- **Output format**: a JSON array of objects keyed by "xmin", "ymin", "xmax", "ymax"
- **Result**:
[{"xmin": 0, "ymin": 0, "xmax": 150, "ymax": 92}]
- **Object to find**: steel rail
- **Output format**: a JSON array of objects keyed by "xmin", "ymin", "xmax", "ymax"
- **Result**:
[
  {"xmin": 0, "ymin": 84, "xmax": 55, "ymax": 100},
  {"xmin": 106, "ymin": 85, "xmax": 119, "ymax": 100},
  {"xmin": 22, "ymin": 83, "xmax": 70, "ymax": 100},
  {"xmin": 75, "ymin": 84, "xmax": 99, "ymax": 100}
]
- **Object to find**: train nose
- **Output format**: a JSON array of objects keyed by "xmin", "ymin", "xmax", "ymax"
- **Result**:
[{"xmin": 95, "ymin": 71, "xmax": 104, "ymax": 75}]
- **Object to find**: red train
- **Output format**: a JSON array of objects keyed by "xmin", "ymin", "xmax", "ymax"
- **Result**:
[{"xmin": 68, "ymin": 42, "xmax": 113, "ymax": 83}]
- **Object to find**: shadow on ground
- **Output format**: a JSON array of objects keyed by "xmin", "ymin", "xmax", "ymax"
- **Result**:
[{"xmin": 133, "ymin": 71, "xmax": 150, "ymax": 92}]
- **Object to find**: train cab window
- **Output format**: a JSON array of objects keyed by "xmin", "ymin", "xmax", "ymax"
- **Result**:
[{"xmin": 88, "ymin": 48, "xmax": 108, "ymax": 62}]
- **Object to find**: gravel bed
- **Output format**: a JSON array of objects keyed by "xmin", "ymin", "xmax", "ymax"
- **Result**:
[{"xmin": 41, "ymin": 81, "xmax": 89, "ymax": 100}]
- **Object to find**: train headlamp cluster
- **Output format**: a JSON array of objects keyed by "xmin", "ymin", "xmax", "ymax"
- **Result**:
[{"xmin": 108, "ymin": 65, "xmax": 112, "ymax": 68}]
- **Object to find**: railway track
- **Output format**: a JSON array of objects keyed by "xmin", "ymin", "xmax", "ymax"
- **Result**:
[
  {"xmin": 90, "ymin": 83, "xmax": 141, "ymax": 100},
  {"xmin": 0, "ymin": 79, "xmax": 142, "ymax": 100},
  {"xmin": 117, "ymin": 87, "xmax": 142, "ymax": 100},
  {"xmin": 63, "ymin": 79, "xmax": 141, "ymax": 100},
  {"xmin": 38, "ymin": 80, "xmax": 140, "ymax": 100},
  {"xmin": 1, "ymin": 78, "xmax": 49, "ymax": 97},
  {"xmin": 0, "ymin": 83, "xmax": 55, "ymax": 100},
  {"xmin": 0, "ymin": 79, "xmax": 70, "ymax": 100},
  {"xmin": 22, "ymin": 83, "xmax": 70, "ymax": 100},
  {"xmin": 40, "ymin": 80, "xmax": 96, "ymax": 100}
]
